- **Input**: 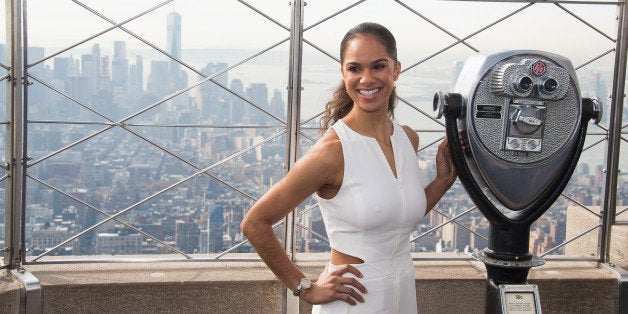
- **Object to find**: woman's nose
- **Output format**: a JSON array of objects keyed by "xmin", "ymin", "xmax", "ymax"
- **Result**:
[{"xmin": 360, "ymin": 70, "xmax": 375, "ymax": 84}]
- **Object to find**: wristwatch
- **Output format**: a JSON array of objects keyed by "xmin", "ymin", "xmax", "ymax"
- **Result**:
[{"xmin": 292, "ymin": 277, "xmax": 312, "ymax": 297}]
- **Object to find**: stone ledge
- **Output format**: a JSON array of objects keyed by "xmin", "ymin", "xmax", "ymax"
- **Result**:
[
  {"xmin": 25, "ymin": 261, "xmax": 283, "ymax": 314},
  {"xmin": 0, "ymin": 260, "xmax": 620, "ymax": 313},
  {"xmin": 0, "ymin": 270, "xmax": 22, "ymax": 314}
]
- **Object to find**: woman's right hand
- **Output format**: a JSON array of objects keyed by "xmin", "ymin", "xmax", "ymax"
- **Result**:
[{"xmin": 299, "ymin": 264, "xmax": 368, "ymax": 305}]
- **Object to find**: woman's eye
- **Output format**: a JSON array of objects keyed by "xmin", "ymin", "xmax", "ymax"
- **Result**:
[
  {"xmin": 373, "ymin": 64, "xmax": 386, "ymax": 71},
  {"xmin": 347, "ymin": 66, "xmax": 360, "ymax": 73}
]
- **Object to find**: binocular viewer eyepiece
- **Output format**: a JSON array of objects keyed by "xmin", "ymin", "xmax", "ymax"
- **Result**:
[
  {"xmin": 488, "ymin": 57, "xmax": 571, "ymax": 100},
  {"xmin": 512, "ymin": 75, "xmax": 559, "ymax": 95},
  {"xmin": 434, "ymin": 50, "xmax": 601, "ymax": 285}
]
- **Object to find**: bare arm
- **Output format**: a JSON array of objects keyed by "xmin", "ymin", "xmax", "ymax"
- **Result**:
[
  {"xmin": 241, "ymin": 131, "xmax": 367, "ymax": 305},
  {"xmin": 424, "ymin": 138, "xmax": 456, "ymax": 211}
]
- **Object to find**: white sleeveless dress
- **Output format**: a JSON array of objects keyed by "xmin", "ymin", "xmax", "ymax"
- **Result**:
[{"xmin": 312, "ymin": 119, "xmax": 427, "ymax": 314}]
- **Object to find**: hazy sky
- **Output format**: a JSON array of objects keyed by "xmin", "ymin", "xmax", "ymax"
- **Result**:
[{"xmin": 1, "ymin": 0, "xmax": 620, "ymax": 59}]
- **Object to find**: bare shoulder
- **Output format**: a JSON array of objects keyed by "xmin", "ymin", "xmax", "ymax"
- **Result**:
[
  {"xmin": 298, "ymin": 128, "xmax": 343, "ymax": 174},
  {"xmin": 279, "ymin": 127, "xmax": 343, "ymax": 193},
  {"xmin": 401, "ymin": 124, "xmax": 419, "ymax": 152}
]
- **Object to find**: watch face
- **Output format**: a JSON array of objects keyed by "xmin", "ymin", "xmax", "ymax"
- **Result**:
[{"xmin": 300, "ymin": 278, "xmax": 311, "ymax": 289}]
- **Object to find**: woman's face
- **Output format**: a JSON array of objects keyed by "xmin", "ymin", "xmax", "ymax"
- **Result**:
[{"xmin": 341, "ymin": 34, "xmax": 400, "ymax": 114}]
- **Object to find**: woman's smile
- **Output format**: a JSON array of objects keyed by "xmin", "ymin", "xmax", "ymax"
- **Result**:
[{"xmin": 358, "ymin": 88, "xmax": 381, "ymax": 98}]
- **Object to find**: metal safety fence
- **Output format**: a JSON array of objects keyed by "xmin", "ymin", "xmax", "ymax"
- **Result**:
[{"xmin": 0, "ymin": 0, "xmax": 626, "ymax": 269}]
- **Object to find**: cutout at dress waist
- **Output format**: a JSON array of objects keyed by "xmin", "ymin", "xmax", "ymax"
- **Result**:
[{"xmin": 331, "ymin": 248, "xmax": 364, "ymax": 265}]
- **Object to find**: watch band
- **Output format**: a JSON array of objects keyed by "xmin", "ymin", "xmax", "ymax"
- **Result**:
[
  {"xmin": 293, "ymin": 277, "xmax": 311, "ymax": 297},
  {"xmin": 293, "ymin": 284, "xmax": 305, "ymax": 297}
]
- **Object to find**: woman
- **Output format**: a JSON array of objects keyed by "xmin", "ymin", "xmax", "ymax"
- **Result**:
[{"xmin": 241, "ymin": 22, "xmax": 456, "ymax": 313}]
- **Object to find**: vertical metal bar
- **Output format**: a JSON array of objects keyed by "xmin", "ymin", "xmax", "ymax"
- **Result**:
[
  {"xmin": 4, "ymin": 0, "xmax": 24, "ymax": 269},
  {"xmin": 284, "ymin": 1, "xmax": 304, "ymax": 313},
  {"xmin": 1, "ymin": 0, "xmax": 10, "ymax": 269},
  {"xmin": 19, "ymin": 0, "xmax": 28, "ymax": 267},
  {"xmin": 600, "ymin": 2, "xmax": 627, "ymax": 263}
]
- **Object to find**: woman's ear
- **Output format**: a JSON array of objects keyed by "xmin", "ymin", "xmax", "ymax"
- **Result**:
[{"xmin": 394, "ymin": 61, "xmax": 401, "ymax": 81}]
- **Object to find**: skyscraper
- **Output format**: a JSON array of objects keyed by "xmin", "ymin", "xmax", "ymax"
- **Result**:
[
  {"xmin": 147, "ymin": 60, "xmax": 170, "ymax": 99},
  {"xmin": 246, "ymin": 83, "xmax": 269, "ymax": 123},
  {"xmin": 208, "ymin": 203, "xmax": 224, "ymax": 252},
  {"xmin": 199, "ymin": 62, "xmax": 229, "ymax": 120},
  {"xmin": 166, "ymin": 11, "xmax": 182, "ymax": 76},
  {"xmin": 111, "ymin": 41, "xmax": 129, "ymax": 95},
  {"xmin": 166, "ymin": 11, "xmax": 188, "ymax": 109},
  {"xmin": 269, "ymin": 89, "xmax": 285, "ymax": 119},
  {"xmin": 229, "ymin": 79, "xmax": 246, "ymax": 123},
  {"xmin": 129, "ymin": 55, "xmax": 144, "ymax": 106},
  {"xmin": 176, "ymin": 220, "xmax": 200, "ymax": 254},
  {"xmin": 81, "ymin": 53, "xmax": 94, "ymax": 99},
  {"xmin": 53, "ymin": 57, "xmax": 70, "ymax": 81},
  {"xmin": 91, "ymin": 44, "xmax": 101, "ymax": 94}
]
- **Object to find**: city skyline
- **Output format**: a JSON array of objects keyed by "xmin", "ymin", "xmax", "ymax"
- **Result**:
[
  {"xmin": 3, "ymin": 1, "xmax": 619, "ymax": 53},
  {"xmin": 0, "ymin": 1, "xmax": 625, "ymax": 260},
  {"xmin": 4, "ymin": 41, "xmax": 620, "ymax": 258}
]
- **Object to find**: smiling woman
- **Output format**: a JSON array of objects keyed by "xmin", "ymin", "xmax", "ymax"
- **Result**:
[
  {"xmin": 241, "ymin": 22, "xmax": 457, "ymax": 313},
  {"xmin": 0, "ymin": 0, "xmax": 621, "ymax": 288}
]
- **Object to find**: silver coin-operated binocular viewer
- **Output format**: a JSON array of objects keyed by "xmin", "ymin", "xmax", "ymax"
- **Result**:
[{"xmin": 434, "ymin": 50, "xmax": 602, "ymax": 313}]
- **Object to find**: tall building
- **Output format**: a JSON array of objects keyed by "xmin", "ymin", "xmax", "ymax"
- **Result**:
[
  {"xmin": 91, "ymin": 44, "xmax": 101, "ymax": 94},
  {"xmin": 111, "ymin": 40, "xmax": 129, "ymax": 95},
  {"xmin": 147, "ymin": 60, "xmax": 170, "ymax": 99},
  {"xmin": 208, "ymin": 203, "xmax": 224, "ymax": 252},
  {"xmin": 199, "ymin": 62, "xmax": 229, "ymax": 120},
  {"xmin": 167, "ymin": 11, "xmax": 182, "ymax": 76},
  {"xmin": 81, "ymin": 54, "xmax": 94, "ymax": 99},
  {"xmin": 98, "ymin": 55, "xmax": 111, "ymax": 92},
  {"xmin": 246, "ymin": 83, "xmax": 269, "ymax": 123},
  {"xmin": 53, "ymin": 57, "xmax": 70, "ymax": 81},
  {"xmin": 166, "ymin": 11, "xmax": 188, "ymax": 109},
  {"xmin": 269, "ymin": 89, "xmax": 285, "ymax": 119},
  {"xmin": 66, "ymin": 75, "xmax": 90, "ymax": 114},
  {"xmin": 229, "ymin": 79, "xmax": 246, "ymax": 123},
  {"xmin": 128, "ymin": 55, "xmax": 144, "ymax": 105},
  {"xmin": 175, "ymin": 220, "xmax": 200, "ymax": 254}
]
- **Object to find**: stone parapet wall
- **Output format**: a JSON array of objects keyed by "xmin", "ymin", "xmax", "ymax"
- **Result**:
[{"xmin": 0, "ymin": 260, "xmax": 620, "ymax": 313}]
